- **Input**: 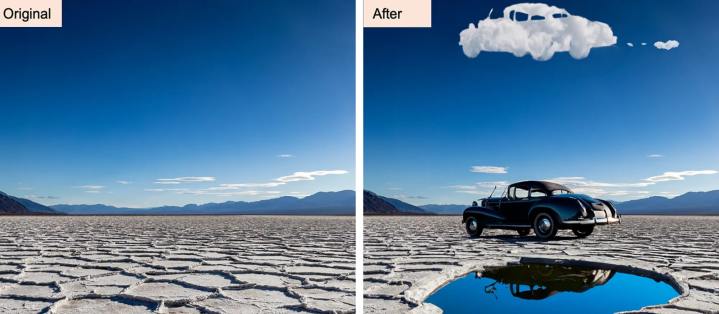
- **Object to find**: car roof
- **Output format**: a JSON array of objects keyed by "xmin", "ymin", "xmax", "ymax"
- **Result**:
[{"xmin": 509, "ymin": 180, "xmax": 572, "ymax": 192}]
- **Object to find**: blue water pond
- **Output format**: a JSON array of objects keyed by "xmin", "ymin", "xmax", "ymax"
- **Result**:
[{"xmin": 426, "ymin": 264, "xmax": 679, "ymax": 314}]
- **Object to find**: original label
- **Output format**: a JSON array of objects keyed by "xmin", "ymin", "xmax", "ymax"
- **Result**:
[{"xmin": 1, "ymin": 0, "xmax": 62, "ymax": 27}]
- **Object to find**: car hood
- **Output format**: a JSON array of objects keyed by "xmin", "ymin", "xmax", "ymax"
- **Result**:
[{"xmin": 555, "ymin": 194, "xmax": 602, "ymax": 204}]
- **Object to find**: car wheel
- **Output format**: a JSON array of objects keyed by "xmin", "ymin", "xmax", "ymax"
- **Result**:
[
  {"xmin": 572, "ymin": 226, "xmax": 594, "ymax": 238},
  {"xmin": 533, "ymin": 212, "xmax": 558, "ymax": 241},
  {"xmin": 517, "ymin": 228, "xmax": 530, "ymax": 237},
  {"xmin": 465, "ymin": 216, "xmax": 483, "ymax": 238}
]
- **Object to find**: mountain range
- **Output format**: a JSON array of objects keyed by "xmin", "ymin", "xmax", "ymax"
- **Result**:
[
  {"xmin": 1, "ymin": 190, "xmax": 355, "ymax": 215},
  {"xmin": 364, "ymin": 191, "xmax": 432, "ymax": 215},
  {"xmin": 365, "ymin": 190, "xmax": 719, "ymax": 215},
  {"xmin": 0, "ymin": 191, "xmax": 63, "ymax": 215},
  {"xmin": 617, "ymin": 190, "xmax": 719, "ymax": 215}
]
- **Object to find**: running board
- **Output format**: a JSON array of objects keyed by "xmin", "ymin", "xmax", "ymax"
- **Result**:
[{"xmin": 483, "ymin": 224, "xmax": 532, "ymax": 228}]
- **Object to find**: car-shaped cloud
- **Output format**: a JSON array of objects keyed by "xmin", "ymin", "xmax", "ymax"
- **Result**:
[
  {"xmin": 462, "ymin": 180, "xmax": 620, "ymax": 240},
  {"xmin": 459, "ymin": 3, "xmax": 617, "ymax": 61}
]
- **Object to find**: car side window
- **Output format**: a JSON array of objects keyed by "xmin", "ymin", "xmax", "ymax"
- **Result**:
[
  {"xmin": 514, "ymin": 187, "xmax": 529, "ymax": 199},
  {"xmin": 530, "ymin": 189, "xmax": 547, "ymax": 198}
]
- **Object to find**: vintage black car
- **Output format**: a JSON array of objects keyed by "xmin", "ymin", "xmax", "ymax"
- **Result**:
[
  {"xmin": 479, "ymin": 264, "xmax": 615, "ymax": 300},
  {"xmin": 462, "ymin": 181, "xmax": 620, "ymax": 240}
]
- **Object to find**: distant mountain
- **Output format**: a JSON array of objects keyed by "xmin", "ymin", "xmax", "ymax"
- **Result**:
[
  {"xmin": 364, "ymin": 191, "xmax": 432, "ymax": 215},
  {"xmin": 0, "ymin": 191, "xmax": 63, "ymax": 215},
  {"xmin": 617, "ymin": 190, "xmax": 719, "ymax": 215},
  {"xmin": 52, "ymin": 190, "xmax": 355, "ymax": 215},
  {"xmin": 420, "ymin": 204, "xmax": 467, "ymax": 215}
]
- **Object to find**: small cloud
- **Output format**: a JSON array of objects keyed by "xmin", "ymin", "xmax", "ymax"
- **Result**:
[
  {"xmin": 148, "ymin": 170, "xmax": 348, "ymax": 197},
  {"xmin": 276, "ymin": 170, "xmax": 349, "ymax": 183},
  {"xmin": 470, "ymin": 166, "xmax": 507, "ymax": 174},
  {"xmin": 654, "ymin": 40, "xmax": 679, "ymax": 50},
  {"xmin": 392, "ymin": 194, "xmax": 428, "ymax": 200},
  {"xmin": 450, "ymin": 181, "xmax": 508, "ymax": 196},
  {"xmin": 25, "ymin": 195, "xmax": 60, "ymax": 200},
  {"xmin": 459, "ymin": 3, "xmax": 616, "ymax": 61},
  {"xmin": 179, "ymin": 190, "xmax": 282, "ymax": 197},
  {"xmin": 74, "ymin": 185, "xmax": 105, "ymax": 193},
  {"xmin": 75, "ymin": 185, "xmax": 104, "ymax": 190},
  {"xmin": 647, "ymin": 154, "xmax": 664, "ymax": 158},
  {"xmin": 288, "ymin": 191, "xmax": 311, "ymax": 197},
  {"xmin": 626, "ymin": 42, "xmax": 634, "ymax": 47},
  {"xmin": 658, "ymin": 191, "xmax": 680, "ymax": 198},
  {"xmin": 644, "ymin": 170, "xmax": 717, "ymax": 183},
  {"xmin": 277, "ymin": 154, "xmax": 294, "ymax": 158},
  {"xmin": 155, "ymin": 177, "xmax": 216, "ymax": 184},
  {"xmin": 641, "ymin": 42, "xmax": 647, "ymax": 46},
  {"xmin": 144, "ymin": 188, "xmax": 189, "ymax": 192},
  {"xmin": 116, "ymin": 180, "xmax": 131, "ymax": 185}
]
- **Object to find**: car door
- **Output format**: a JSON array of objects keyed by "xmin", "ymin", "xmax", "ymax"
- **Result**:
[{"xmin": 500, "ymin": 186, "xmax": 533, "ymax": 224}]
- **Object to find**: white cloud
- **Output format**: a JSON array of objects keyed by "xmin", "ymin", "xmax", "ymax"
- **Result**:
[
  {"xmin": 209, "ymin": 183, "xmax": 284, "ymax": 189},
  {"xmin": 654, "ymin": 40, "xmax": 679, "ymax": 50},
  {"xmin": 641, "ymin": 42, "xmax": 647, "ymax": 46},
  {"xmin": 277, "ymin": 154, "xmax": 294, "ymax": 158},
  {"xmin": 116, "ymin": 180, "xmax": 131, "ymax": 185},
  {"xmin": 75, "ymin": 185, "xmax": 104, "ymax": 190},
  {"xmin": 549, "ymin": 176, "xmax": 653, "ymax": 188},
  {"xmin": 74, "ymin": 185, "xmax": 105, "ymax": 194},
  {"xmin": 155, "ymin": 177, "xmax": 216, "ymax": 184},
  {"xmin": 647, "ymin": 154, "xmax": 664, "ymax": 158},
  {"xmin": 25, "ymin": 195, "xmax": 59, "ymax": 200},
  {"xmin": 459, "ymin": 3, "xmax": 616, "ymax": 61},
  {"xmin": 147, "ymin": 170, "xmax": 348, "ymax": 197},
  {"xmin": 450, "ymin": 181, "xmax": 509, "ymax": 196},
  {"xmin": 178, "ymin": 190, "xmax": 281, "ymax": 197},
  {"xmin": 276, "ymin": 170, "xmax": 349, "ymax": 183},
  {"xmin": 470, "ymin": 166, "xmax": 507, "ymax": 174},
  {"xmin": 644, "ymin": 170, "xmax": 717, "ymax": 183},
  {"xmin": 392, "ymin": 194, "xmax": 429, "ymax": 201},
  {"xmin": 627, "ymin": 42, "xmax": 634, "ymax": 47},
  {"xmin": 144, "ymin": 188, "xmax": 189, "ymax": 192}
]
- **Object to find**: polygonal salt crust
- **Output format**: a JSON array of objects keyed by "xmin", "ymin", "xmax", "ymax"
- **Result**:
[
  {"xmin": 0, "ymin": 298, "xmax": 53, "ymax": 313},
  {"xmin": 176, "ymin": 274, "xmax": 234, "ymax": 288},
  {"xmin": 54, "ymin": 298, "xmax": 155, "ymax": 314},
  {"xmin": 233, "ymin": 273, "xmax": 301, "ymax": 287},
  {"xmin": 18, "ymin": 271, "xmax": 74, "ymax": 284},
  {"xmin": 223, "ymin": 288, "xmax": 301, "ymax": 307},
  {"xmin": 126, "ymin": 282, "xmax": 213, "ymax": 301},
  {"xmin": 2, "ymin": 284, "xmax": 59, "ymax": 299}
]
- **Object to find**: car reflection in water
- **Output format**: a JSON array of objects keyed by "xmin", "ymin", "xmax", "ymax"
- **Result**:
[{"xmin": 478, "ymin": 264, "xmax": 615, "ymax": 300}]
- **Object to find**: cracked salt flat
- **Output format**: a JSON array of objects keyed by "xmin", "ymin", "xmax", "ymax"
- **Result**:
[
  {"xmin": 364, "ymin": 216, "xmax": 719, "ymax": 313},
  {"xmin": 0, "ymin": 215, "xmax": 355, "ymax": 313}
]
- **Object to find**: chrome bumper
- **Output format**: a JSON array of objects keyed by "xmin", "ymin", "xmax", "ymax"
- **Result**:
[{"xmin": 563, "ymin": 216, "xmax": 621, "ymax": 225}]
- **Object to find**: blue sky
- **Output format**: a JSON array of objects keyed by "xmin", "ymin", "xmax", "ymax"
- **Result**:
[
  {"xmin": 365, "ymin": 0, "xmax": 719, "ymax": 205},
  {"xmin": 0, "ymin": 1, "xmax": 354, "ymax": 207}
]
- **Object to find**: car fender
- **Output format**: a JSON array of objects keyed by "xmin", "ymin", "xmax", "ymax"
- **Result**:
[
  {"xmin": 597, "ymin": 199, "xmax": 620, "ymax": 218},
  {"xmin": 529, "ymin": 198, "xmax": 583, "ymax": 221},
  {"xmin": 462, "ymin": 206, "xmax": 506, "ymax": 224}
]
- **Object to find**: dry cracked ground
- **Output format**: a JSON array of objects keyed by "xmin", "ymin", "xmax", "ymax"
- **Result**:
[
  {"xmin": 0, "ymin": 216, "xmax": 355, "ymax": 314},
  {"xmin": 364, "ymin": 216, "xmax": 719, "ymax": 314}
]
